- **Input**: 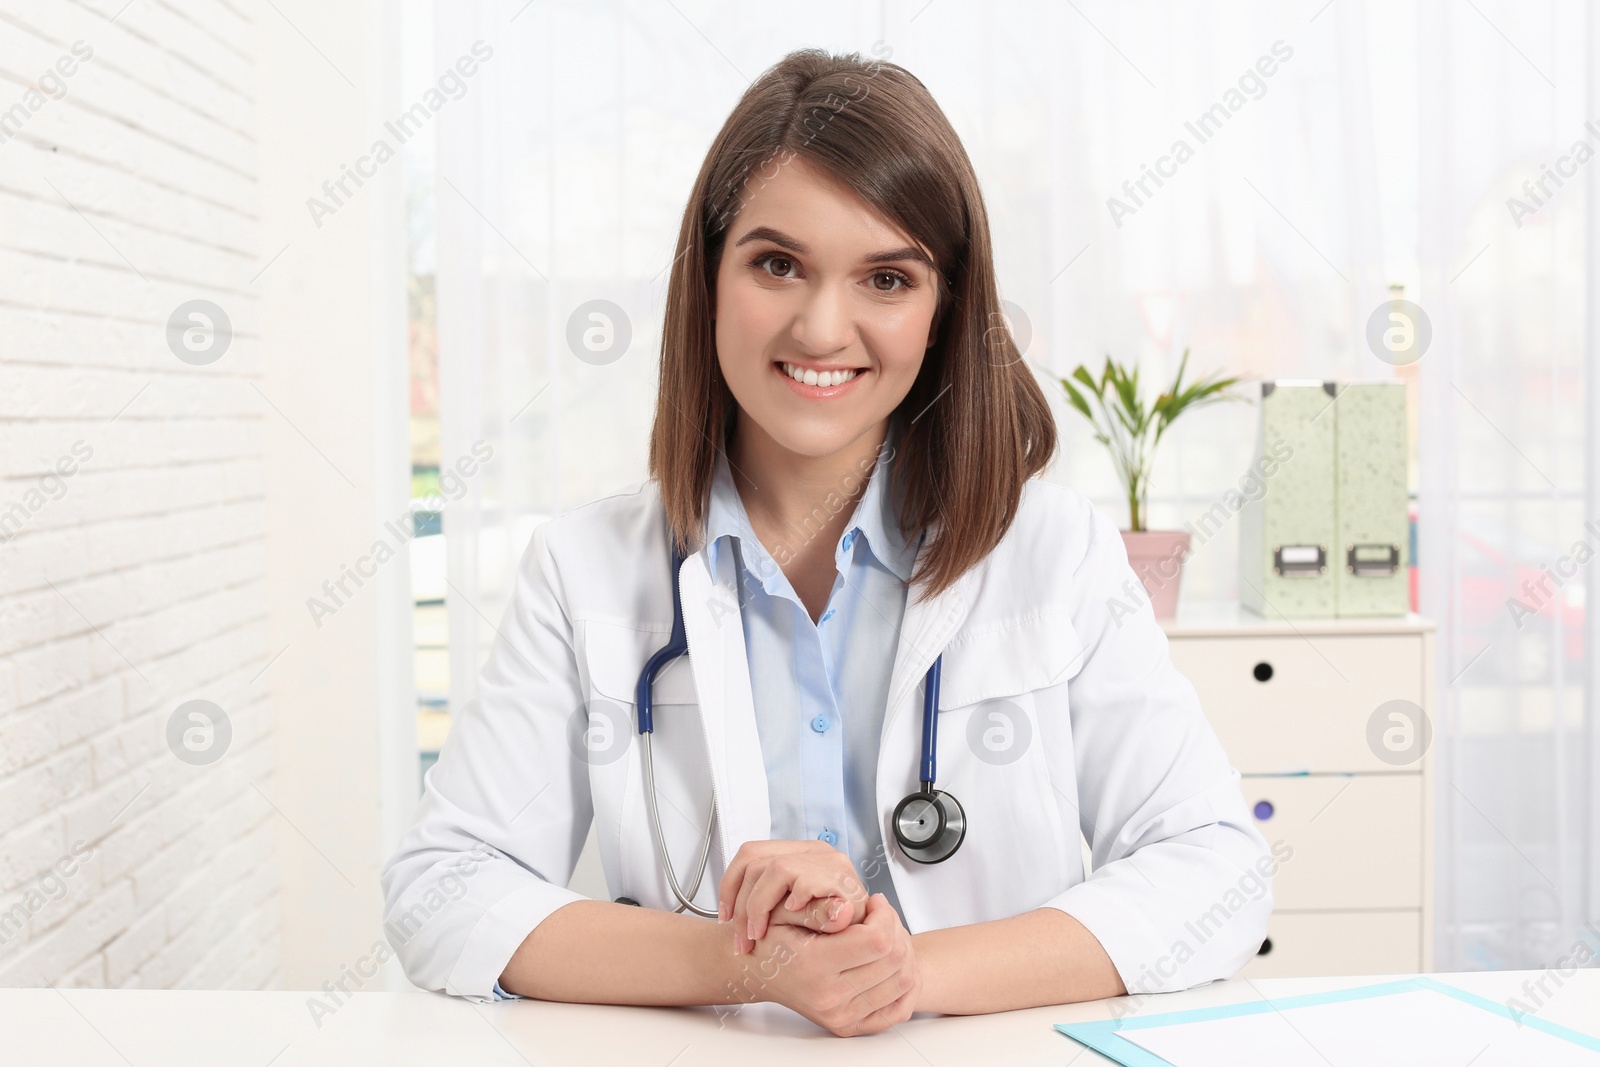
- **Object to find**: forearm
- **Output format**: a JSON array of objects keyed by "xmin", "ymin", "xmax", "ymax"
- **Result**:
[
  {"xmin": 912, "ymin": 907, "xmax": 1125, "ymax": 1015},
  {"xmin": 499, "ymin": 900, "xmax": 745, "ymax": 1006}
]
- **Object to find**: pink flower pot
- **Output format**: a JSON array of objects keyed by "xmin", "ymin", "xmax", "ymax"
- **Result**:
[{"xmin": 1119, "ymin": 529, "xmax": 1192, "ymax": 620}]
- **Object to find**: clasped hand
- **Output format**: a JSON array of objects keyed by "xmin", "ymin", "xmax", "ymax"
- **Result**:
[{"xmin": 716, "ymin": 840, "xmax": 920, "ymax": 1037}]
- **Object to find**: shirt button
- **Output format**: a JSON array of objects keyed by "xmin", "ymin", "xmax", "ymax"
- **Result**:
[
  {"xmin": 843, "ymin": 531, "xmax": 857, "ymax": 550},
  {"xmin": 820, "ymin": 608, "xmax": 835, "ymax": 623},
  {"xmin": 818, "ymin": 829, "xmax": 838, "ymax": 846},
  {"xmin": 810, "ymin": 715, "xmax": 831, "ymax": 733}
]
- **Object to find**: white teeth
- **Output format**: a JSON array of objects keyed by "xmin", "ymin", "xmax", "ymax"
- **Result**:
[{"xmin": 782, "ymin": 363, "xmax": 859, "ymax": 388}]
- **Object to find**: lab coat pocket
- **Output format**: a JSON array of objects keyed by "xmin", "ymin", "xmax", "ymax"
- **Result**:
[
  {"xmin": 582, "ymin": 620, "xmax": 716, "ymax": 912},
  {"xmin": 924, "ymin": 608, "xmax": 1086, "ymax": 922}
]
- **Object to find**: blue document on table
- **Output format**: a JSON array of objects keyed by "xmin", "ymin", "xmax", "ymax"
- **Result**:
[{"xmin": 1055, "ymin": 977, "xmax": 1600, "ymax": 1067}]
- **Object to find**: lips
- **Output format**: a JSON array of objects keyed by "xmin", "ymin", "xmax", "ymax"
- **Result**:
[
  {"xmin": 773, "ymin": 360, "xmax": 867, "ymax": 398},
  {"xmin": 778, "ymin": 361, "xmax": 862, "ymax": 387}
]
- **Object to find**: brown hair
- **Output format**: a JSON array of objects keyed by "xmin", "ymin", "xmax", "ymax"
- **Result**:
[{"xmin": 647, "ymin": 47, "xmax": 1056, "ymax": 602}]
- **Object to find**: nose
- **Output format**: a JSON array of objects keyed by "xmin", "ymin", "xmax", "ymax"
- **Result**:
[{"xmin": 789, "ymin": 280, "xmax": 855, "ymax": 356}]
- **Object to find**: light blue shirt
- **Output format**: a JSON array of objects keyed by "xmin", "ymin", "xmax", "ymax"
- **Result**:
[
  {"xmin": 703, "ymin": 433, "xmax": 916, "ymax": 922},
  {"xmin": 494, "ymin": 434, "xmax": 916, "ymax": 1002}
]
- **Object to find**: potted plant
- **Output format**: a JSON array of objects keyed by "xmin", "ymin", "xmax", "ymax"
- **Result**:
[{"xmin": 1061, "ymin": 349, "xmax": 1243, "ymax": 618}]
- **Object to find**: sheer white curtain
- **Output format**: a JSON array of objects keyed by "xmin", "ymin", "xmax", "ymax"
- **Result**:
[
  {"xmin": 1417, "ymin": 0, "xmax": 1599, "ymax": 970},
  {"xmin": 429, "ymin": 0, "xmax": 1388, "ymax": 683},
  {"xmin": 427, "ymin": 0, "xmax": 1596, "ymax": 967}
]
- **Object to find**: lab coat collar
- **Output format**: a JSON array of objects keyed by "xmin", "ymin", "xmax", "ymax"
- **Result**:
[{"xmin": 674, "ymin": 543, "xmax": 768, "ymax": 864}]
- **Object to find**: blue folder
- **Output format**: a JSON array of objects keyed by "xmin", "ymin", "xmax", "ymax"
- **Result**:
[{"xmin": 1055, "ymin": 976, "xmax": 1600, "ymax": 1066}]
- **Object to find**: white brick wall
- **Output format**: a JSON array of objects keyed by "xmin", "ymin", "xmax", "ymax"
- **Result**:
[{"xmin": 0, "ymin": 0, "xmax": 278, "ymax": 990}]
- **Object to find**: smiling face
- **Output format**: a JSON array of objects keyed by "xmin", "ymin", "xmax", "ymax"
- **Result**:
[{"xmin": 712, "ymin": 155, "xmax": 942, "ymax": 460}]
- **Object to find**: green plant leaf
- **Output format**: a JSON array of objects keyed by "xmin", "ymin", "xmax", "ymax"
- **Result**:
[
  {"xmin": 1171, "ymin": 347, "xmax": 1192, "ymax": 393},
  {"xmin": 1066, "ymin": 348, "xmax": 1249, "ymax": 529},
  {"xmin": 1111, "ymin": 366, "xmax": 1140, "ymax": 425},
  {"xmin": 1111, "ymin": 402, "xmax": 1141, "ymax": 439},
  {"xmin": 1060, "ymin": 378, "xmax": 1095, "ymax": 423}
]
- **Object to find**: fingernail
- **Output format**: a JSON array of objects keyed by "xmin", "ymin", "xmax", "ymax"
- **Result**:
[{"xmin": 746, "ymin": 920, "xmax": 756, "ymax": 941}]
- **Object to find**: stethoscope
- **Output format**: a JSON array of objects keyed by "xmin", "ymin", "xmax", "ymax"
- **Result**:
[{"xmin": 627, "ymin": 538, "xmax": 966, "ymax": 919}]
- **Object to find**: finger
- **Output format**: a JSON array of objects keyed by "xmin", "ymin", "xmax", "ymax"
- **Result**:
[
  {"xmin": 782, "ymin": 864, "xmax": 864, "ymax": 915},
  {"xmin": 818, "ymin": 879, "xmax": 871, "ymax": 929},
  {"xmin": 837, "ymin": 947, "xmax": 906, "ymax": 998},
  {"xmin": 854, "ymin": 980, "xmax": 917, "ymax": 1035},
  {"xmin": 780, "ymin": 885, "xmax": 816, "ymax": 914},
  {"xmin": 717, "ymin": 841, "xmax": 771, "ymax": 922},
  {"xmin": 725, "ymin": 840, "xmax": 850, "ymax": 946},
  {"xmin": 860, "ymin": 890, "xmax": 898, "ymax": 930},
  {"xmin": 780, "ymin": 863, "xmax": 857, "ymax": 915},
  {"xmin": 808, "ymin": 869, "xmax": 870, "ymax": 923},
  {"xmin": 810, "ymin": 898, "xmax": 898, "ymax": 971},
  {"xmin": 742, "ymin": 864, "xmax": 800, "ymax": 942},
  {"xmin": 767, "ymin": 899, "xmax": 837, "ymax": 933},
  {"xmin": 841, "ymin": 896, "xmax": 908, "ymax": 974},
  {"xmin": 717, "ymin": 840, "xmax": 821, "ymax": 922},
  {"xmin": 730, "ymin": 857, "xmax": 772, "ymax": 954},
  {"xmin": 835, "ymin": 957, "xmax": 914, "ymax": 1036},
  {"xmin": 786, "ymin": 895, "xmax": 852, "ymax": 933},
  {"xmin": 806, "ymin": 894, "xmax": 854, "ymax": 933},
  {"xmin": 750, "ymin": 864, "xmax": 853, "ymax": 938},
  {"xmin": 763, "ymin": 899, "xmax": 846, "ymax": 933}
]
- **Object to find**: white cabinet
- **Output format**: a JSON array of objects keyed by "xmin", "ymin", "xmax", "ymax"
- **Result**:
[{"xmin": 1161, "ymin": 604, "xmax": 1435, "ymax": 978}]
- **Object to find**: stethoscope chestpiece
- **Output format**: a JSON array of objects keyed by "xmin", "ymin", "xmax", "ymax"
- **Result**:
[{"xmin": 892, "ymin": 787, "xmax": 966, "ymax": 864}]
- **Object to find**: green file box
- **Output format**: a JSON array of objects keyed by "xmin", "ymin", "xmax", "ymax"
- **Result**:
[
  {"xmin": 1334, "ymin": 382, "xmax": 1410, "ymax": 616},
  {"xmin": 1239, "ymin": 381, "xmax": 1337, "ymax": 618}
]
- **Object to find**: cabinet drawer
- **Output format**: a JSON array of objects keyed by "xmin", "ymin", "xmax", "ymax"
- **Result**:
[
  {"xmin": 1239, "ymin": 910, "xmax": 1422, "ymax": 978},
  {"xmin": 1246, "ymin": 774, "xmax": 1423, "ymax": 909},
  {"xmin": 1168, "ymin": 634, "xmax": 1425, "ymax": 773}
]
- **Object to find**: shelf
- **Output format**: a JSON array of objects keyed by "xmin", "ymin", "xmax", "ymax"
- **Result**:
[{"xmin": 1160, "ymin": 600, "xmax": 1435, "ymax": 638}]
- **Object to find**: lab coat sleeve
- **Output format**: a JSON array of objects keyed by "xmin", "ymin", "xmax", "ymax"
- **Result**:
[
  {"xmin": 379, "ymin": 521, "xmax": 592, "ymax": 1003},
  {"xmin": 1037, "ymin": 502, "xmax": 1276, "ymax": 994}
]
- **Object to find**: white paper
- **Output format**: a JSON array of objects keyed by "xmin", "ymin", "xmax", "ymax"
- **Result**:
[{"xmin": 1119, "ymin": 987, "xmax": 1600, "ymax": 1067}]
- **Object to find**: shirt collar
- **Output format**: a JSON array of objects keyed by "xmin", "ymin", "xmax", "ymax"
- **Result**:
[{"xmin": 704, "ymin": 431, "xmax": 918, "ymax": 587}]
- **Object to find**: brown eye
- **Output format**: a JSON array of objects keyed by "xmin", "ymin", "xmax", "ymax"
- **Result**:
[
  {"xmin": 871, "ymin": 270, "xmax": 910, "ymax": 293},
  {"xmin": 758, "ymin": 253, "xmax": 797, "ymax": 278}
]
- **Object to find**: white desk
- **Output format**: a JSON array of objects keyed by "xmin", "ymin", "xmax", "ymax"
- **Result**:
[{"xmin": 10, "ymin": 970, "xmax": 1598, "ymax": 1065}]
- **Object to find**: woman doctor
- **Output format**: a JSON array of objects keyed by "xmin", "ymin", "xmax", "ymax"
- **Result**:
[{"xmin": 381, "ymin": 49, "xmax": 1274, "ymax": 1037}]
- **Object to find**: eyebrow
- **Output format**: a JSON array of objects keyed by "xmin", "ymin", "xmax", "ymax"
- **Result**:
[{"xmin": 733, "ymin": 225, "xmax": 934, "ymax": 270}]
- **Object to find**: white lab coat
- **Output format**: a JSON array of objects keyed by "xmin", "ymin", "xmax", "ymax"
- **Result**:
[{"xmin": 380, "ymin": 476, "xmax": 1274, "ymax": 1003}]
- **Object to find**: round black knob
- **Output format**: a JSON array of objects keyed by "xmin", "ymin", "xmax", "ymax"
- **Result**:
[
  {"xmin": 1253, "ymin": 661, "xmax": 1274, "ymax": 683},
  {"xmin": 1258, "ymin": 937, "xmax": 1273, "ymax": 956}
]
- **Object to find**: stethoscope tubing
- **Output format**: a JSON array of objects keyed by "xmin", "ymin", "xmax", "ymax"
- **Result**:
[
  {"xmin": 917, "ymin": 652, "xmax": 941, "ymax": 786},
  {"xmin": 639, "ymin": 730, "xmax": 717, "ymax": 917},
  {"xmin": 634, "ymin": 545, "xmax": 718, "ymax": 916}
]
